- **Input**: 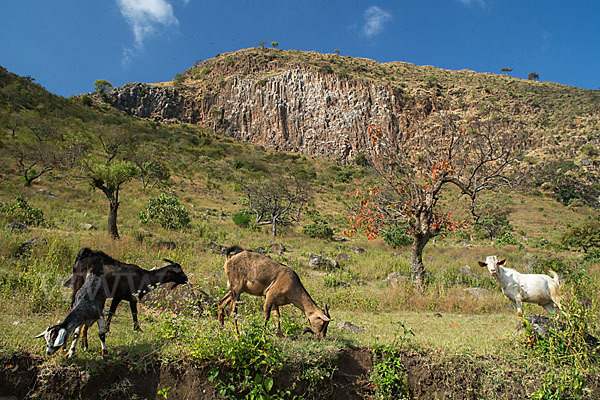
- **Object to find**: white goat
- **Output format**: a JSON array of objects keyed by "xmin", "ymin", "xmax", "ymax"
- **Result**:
[{"xmin": 479, "ymin": 255, "xmax": 561, "ymax": 316}]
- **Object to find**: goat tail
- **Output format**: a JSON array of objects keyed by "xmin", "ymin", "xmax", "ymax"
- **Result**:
[
  {"xmin": 548, "ymin": 269, "xmax": 560, "ymax": 285},
  {"xmin": 226, "ymin": 245, "xmax": 244, "ymax": 259}
]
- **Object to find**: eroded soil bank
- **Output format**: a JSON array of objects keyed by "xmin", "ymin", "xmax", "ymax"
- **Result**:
[{"xmin": 1, "ymin": 347, "xmax": 598, "ymax": 400}]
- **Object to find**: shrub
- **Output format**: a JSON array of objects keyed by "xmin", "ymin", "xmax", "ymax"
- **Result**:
[
  {"xmin": 173, "ymin": 73, "xmax": 185, "ymax": 87},
  {"xmin": 0, "ymin": 195, "xmax": 48, "ymax": 227},
  {"xmin": 370, "ymin": 322, "xmax": 414, "ymax": 400},
  {"xmin": 473, "ymin": 215, "xmax": 512, "ymax": 240},
  {"xmin": 382, "ymin": 228, "xmax": 413, "ymax": 248},
  {"xmin": 232, "ymin": 211, "xmax": 253, "ymax": 228},
  {"xmin": 561, "ymin": 219, "xmax": 600, "ymax": 253},
  {"xmin": 139, "ymin": 193, "xmax": 191, "ymax": 230},
  {"xmin": 494, "ymin": 229, "xmax": 522, "ymax": 248},
  {"xmin": 302, "ymin": 211, "xmax": 334, "ymax": 240}
]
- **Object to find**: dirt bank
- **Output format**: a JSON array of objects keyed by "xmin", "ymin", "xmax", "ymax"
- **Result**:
[{"xmin": 1, "ymin": 346, "xmax": 598, "ymax": 399}]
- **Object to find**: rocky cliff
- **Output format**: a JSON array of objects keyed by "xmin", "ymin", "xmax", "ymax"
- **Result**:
[{"xmin": 101, "ymin": 48, "xmax": 600, "ymax": 166}]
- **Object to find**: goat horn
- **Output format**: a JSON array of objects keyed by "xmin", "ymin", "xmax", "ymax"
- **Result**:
[
  {"xmin": 34, "ymin": 328, "xmax": 48, "ymax": 338},
  {"xmin": 163, "ymin": 258, "xmax": 175, "ymax": 265}
]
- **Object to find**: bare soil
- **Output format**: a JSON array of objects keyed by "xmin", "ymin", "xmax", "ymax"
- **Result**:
[{"xmin": 1, "ymin": 346, "xmax": 598, "ymax": 399}]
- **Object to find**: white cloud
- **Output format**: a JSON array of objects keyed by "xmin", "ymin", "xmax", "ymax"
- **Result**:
[
  {"xmin": 117, "ymin": 0, "xmax": 179, "ymax": 48},
  {"xmin": 362, "ymin": 6, "xmax": 392, "ymax": 38}
]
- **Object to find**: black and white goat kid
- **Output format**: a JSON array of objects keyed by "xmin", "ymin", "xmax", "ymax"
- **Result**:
[{"xmin": 36, "ymin": 265, "xmax": 107, "ymax": 358}]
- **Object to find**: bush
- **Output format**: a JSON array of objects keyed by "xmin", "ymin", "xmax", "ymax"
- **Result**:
[
  {"xmin": 232, "ymin": 211, "xmax": 253, "ymax": 228},
  {"xmin": 302, "ymin": 211, "xmax": 334, "ymax": 240},
  {"xmin": 561, "ymin": 219, "xmax": 600, "ymax": 253},
  {"xmin": 139, "ymin": 193, "xmax": 191, "ymax": 230},
  {"xmin": 0, "ymin": 195, "xmax": 48, "ymax": 227},
  {"xmin": 473, "ymin": 215, "xmax": 512, "ymax": 240},
  {"xmin": 382, "ymin": 228, "xmax": 413, "ymax": 248}
]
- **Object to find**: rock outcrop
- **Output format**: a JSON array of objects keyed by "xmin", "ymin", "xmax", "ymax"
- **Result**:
[{"xmin": 99, "ymin": 48, "xmax": 600, "ymax": 167}]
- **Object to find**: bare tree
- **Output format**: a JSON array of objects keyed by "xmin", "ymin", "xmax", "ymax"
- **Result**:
[
  {"xmin": 242, "ymin": 177, "xmax": 312, "ymax": 236},
  {"xmin": 8, "ymin": 117, "xmax": 60, "ymax": 186},
  {"xmin": 349, "ymin": 105, "xmax": 527, "ymax": 290}
]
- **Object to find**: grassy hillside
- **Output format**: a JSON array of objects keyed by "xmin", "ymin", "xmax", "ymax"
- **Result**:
[{"xmin": 1, "ymin": 65, "xmax": 600, "ymax": 399}]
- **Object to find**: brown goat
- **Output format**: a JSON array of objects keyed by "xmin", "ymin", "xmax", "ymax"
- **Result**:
[{"xmin": 217, "ymin": 246, "xmax": 331, "ymax": 338}]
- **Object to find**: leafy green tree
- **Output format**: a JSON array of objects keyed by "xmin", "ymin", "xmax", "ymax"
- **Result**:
[
  {"xmin": 528, "ymin": 72, "xmax": 540, "ymax": 81},
  {"xmin": 334, "ymin": 49, "xmax": 341, "ymax": 56},
  {"xmin": 271, "ymin": 41, "xmax": 279, "ymax": 48},
  {"xmin": 500, "ymin": 67, "xmax": 512, "ymax": 76},
  {"xmin": 94, "ymin": 79, "xmax": 113, "ymax": 96},
  {"xmin": 82, "ymin": 133, "xmax": 139, "ymax": 238},
  {"xmin": 85, "ymin": 161, "xmax": 138, "ymax": 239}
]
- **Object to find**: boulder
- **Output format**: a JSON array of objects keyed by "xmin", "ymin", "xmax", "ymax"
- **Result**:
[
  {"xmin": 337, "ymin": 321, "xmax": 366, "ymax": 333},
  {"xmin": 13, "ymin": 236, "xmax": 47, "ymax": 258},
  {"xmin": 6, "ymin": 222, "xmax": 28, "ymax": 233},
  {"xmin": 269, "ymin": 242, "xmax": 286, "ymax": 253},
  {"xmin": 308, "ymin": 254, "xmax": 339, "ymax": 270}
]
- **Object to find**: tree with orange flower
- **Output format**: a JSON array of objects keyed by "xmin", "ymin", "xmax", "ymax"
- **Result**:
[{"xmin": 347, "ymin": 104, "xmax": 527, "ymax": 290}]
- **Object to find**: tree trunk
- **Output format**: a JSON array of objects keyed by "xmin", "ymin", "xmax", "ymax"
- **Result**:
[
  {"xmin": 271, "ymin": 217, "xmax": 277, "ymax": 237},
  {"xmin": 108, "ymin": 200, "xmax": 119, "ymax": 239},
  {"xmin": 409, "ymin": 234, "xmax": 430, "ymax": 291}
]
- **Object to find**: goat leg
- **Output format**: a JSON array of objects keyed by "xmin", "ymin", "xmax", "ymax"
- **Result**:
[
  {"xmin": 81, "ymin": 324, "xmax": 89, "ymax": 351},
  {"xmin": 106, "ymin": 298, "xmax": 123, "ymax": 332},
  {"xmin": 98, "ymin": 316, "xmax": 108, "ymax": 358},
  {"xmin": 128, "ymin": 298, "xmax": 142, "ymax": 332},
  {"xmin": 67, "ymin": 327, "xmax": 81, "ymax": 359},
  {"xmin": 217, "ymin": 292, "xmax": 232, "ymax": 325},
  {"xmin": 273, "ymin": 306, "xmax": 283, "ymax": 338}
]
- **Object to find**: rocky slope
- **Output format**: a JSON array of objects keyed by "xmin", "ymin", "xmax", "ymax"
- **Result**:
[{"xmin": 100, "ymin": 48, "xmax": 600, "ymax": 166}]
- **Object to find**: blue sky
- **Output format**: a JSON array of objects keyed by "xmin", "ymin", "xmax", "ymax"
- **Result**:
[{"xmin": 2, "ymin": 1, "xmax": 599, "ymax": 96}]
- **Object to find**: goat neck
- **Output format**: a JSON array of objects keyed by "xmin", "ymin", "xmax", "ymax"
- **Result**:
[{"xmin": 294, "ymin": 290, "xmax": 322, "ymax": 319}]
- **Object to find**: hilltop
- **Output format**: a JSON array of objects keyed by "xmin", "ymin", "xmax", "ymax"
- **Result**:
[{"xmin": 99, "ymin": 48, "xmax": 600, "ymax": 166}]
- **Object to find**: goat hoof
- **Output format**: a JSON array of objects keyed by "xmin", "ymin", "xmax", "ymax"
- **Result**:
[
  {"xmin": 133, "ymin": 325, "xmax": 143, "ymax": 332},
  {"xmin": 100, "ymin": 350, "xmax": 108, "ymax": 359}
]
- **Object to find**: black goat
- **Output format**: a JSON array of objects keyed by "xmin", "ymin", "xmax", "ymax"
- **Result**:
[
  {"xmin": 36, "ymin": 263, "xmax": 107, "ymax": 358},
  {"xmin": 69, "ymin": 248, "xmax": 188, "ymax": 333}
]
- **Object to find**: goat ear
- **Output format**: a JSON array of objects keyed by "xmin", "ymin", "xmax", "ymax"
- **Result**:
[
  {"xmin": 63, "ymin": 274, "xmax": 74, "ymax": 288},
  {"xmin": 319, "ymin": 312, "xmax": 331, "ymax": 322},
  {"xmin": 53, "ymin": 328, "xmax": 67, "ymax": 347},
  {"xmin": 163, "ymin": 258, "xmax": 175, "ymax": 265},
  {"xmin": 34, "ymin": 328, "xmax": 48, "ymax": 339},
  {"xmin": 498, "ymin": 259, "xmax": 506, "ymax": 265},
  {"xmin": 478, "ymin": 261, "xmax": 487, "ymax": 267}
]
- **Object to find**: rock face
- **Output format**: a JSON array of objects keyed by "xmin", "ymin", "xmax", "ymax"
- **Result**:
[
  {"xmin": 100, "ymin": 48, "xmax": 600, "ymax": 168},
  {"xmin": 103, "ymin": 70, "xmax": 414, "ymax": 164},
  {"xmin": 103, "ymin": 83, "xmax": 190, "ymax": 122}
]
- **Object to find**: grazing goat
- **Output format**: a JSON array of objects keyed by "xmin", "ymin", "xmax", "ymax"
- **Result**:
[
  {"xmin": 217, "ymin": 246, "xmax": 331, "ymax": 338},
  {"xmin": 36, "ymin": 265, "xmax": 107, "ymax": 358},
  {"xmin": 69, "ymin": 248, "xmax": 188, "ymax": 332},
  {"xmin": 479, "ymin": 255, "xmax": 561, "ymax": 316}
]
